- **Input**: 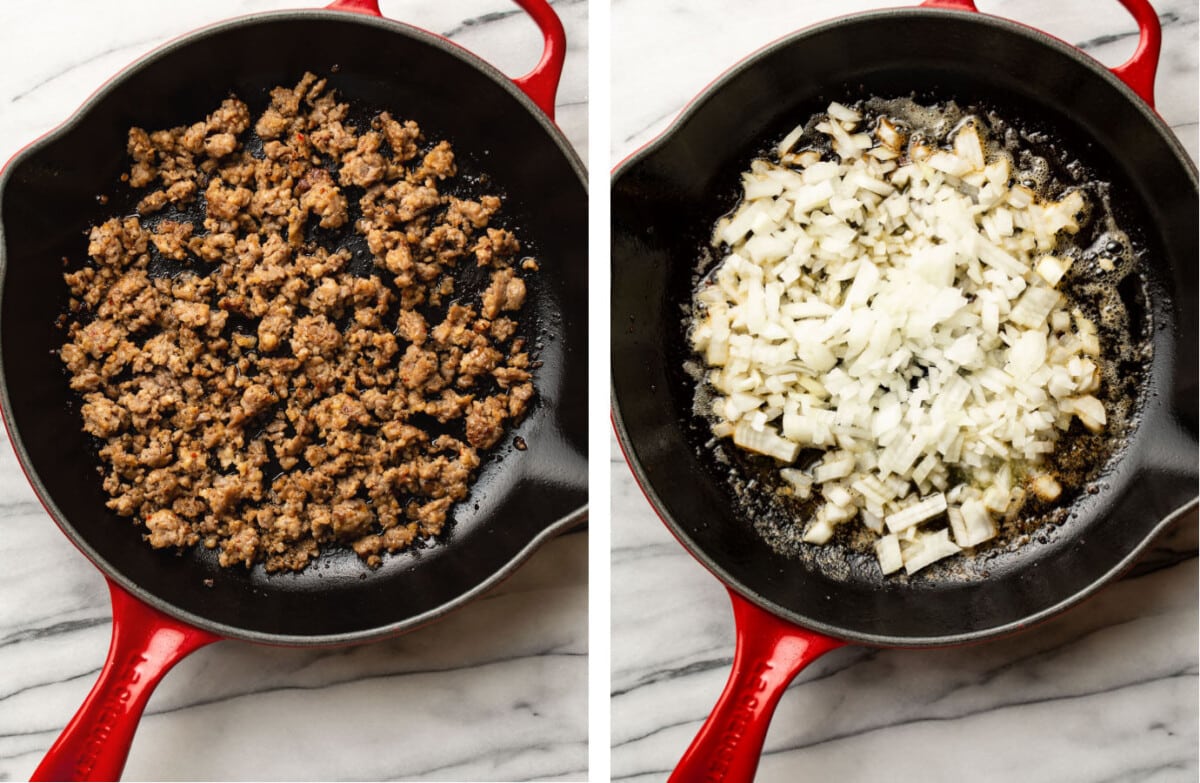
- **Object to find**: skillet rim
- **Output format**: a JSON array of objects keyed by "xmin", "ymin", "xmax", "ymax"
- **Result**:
[
  {"xmin": 0, "ymin": 8, "xmax": 589, "ymax": 646},
  {"xmin": 611, "ymin": 7, "xmax": 1197, "ymax": 183},
  {"xmin": 610, "ymin": 6, "xmax": 1199, "ymax": 648}
]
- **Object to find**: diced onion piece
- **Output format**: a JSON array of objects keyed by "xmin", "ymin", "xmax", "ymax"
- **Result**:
[
  {"xmin": 877, "ymin": 117, "xmax": 905, "ymax": 151},
  {"xmin": 1035, "ymin": 255, "xmax": 1071, "ymax": 287},
  {"xmin": 823, "ymin": 501, "xmax": 857, "ymax": 524},
  {"xmin": 953, "ymin": 124, "xmax": 986, "ymax": 172},
  {"xmin": 1008, "ymin": 185, "xmax": 1035, "ymax": 208},
  {"xmin": 1009, "ymin": 286, "xmax": 1061, "ymax": 328},
  {"xmin": 952, "ymin": 500, "xmax": 997, "ymax": 547},
  {"xmin": 814, "ymin": 452, "xmax": 855, "ymax": 482},
  {"xmin": 778, "ymin": 124, "xmax": 806, "ymax": 156},
  {"xmin": 926, "ymin": 151, "xmax": 973, "ymax": 177},
  {"xmin": 823, "ymin": 484, "xmax": 854, "ymax": 508},
  {"xmin": 875, "ymin": 534, "xmax": 904, "ymax": 574},
  {"xmin": 779, "ymin": 468, "xmax": 813, "ymax": 498},
  {"xmin": 977, "ymin": 238, "xmax": 1030, "ymax": 277},
  {"xmin": 861, "ymin": 508, "xmax": 884, "ymax": 534},
  {"xmin": 790, "ymin": 180, "xmax": 836, "ymax": 214},
  {"xmin": 902, "ymin": 529, "xmax": 961, "ymax": 574},
  {"xmin": 711, "ymin": 420, "xmax": 734, "ymax": 438},
  {"xmin": 884, "ymin": 492, "xmax": 948, "ymax": 533},
  {"xmin": 803, "ymin": 519, "xmax": 834, "ymax": 544},
  {"xmin": 1064, "ymin": 394, "xmax": 1106, "ymax": 432},
  {"xmin": 983, "ymin": 485, "xmax": 1011, "ymax": 514},
  {"xmin": 733, "ymin": 422, "xmax": 799, "ymax": 462},
  {"xmin": 1031, "ymin": 474, "xmax": 1062, "ymax": 501},
  {"xmin": 828, "ymin": 101, "xmax": 863, "ymax": 123}
]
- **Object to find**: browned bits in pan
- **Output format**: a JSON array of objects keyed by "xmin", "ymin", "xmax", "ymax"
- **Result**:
[{"xmin": 59, "ymin": 72, "xmax": 537, "ymax": 573}]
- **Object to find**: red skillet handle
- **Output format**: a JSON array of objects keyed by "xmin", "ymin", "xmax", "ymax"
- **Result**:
[
  {"xmin": 920, "ymin": 0, "xmax": 1161, "ymax": 107},
  {"xmin": 1109, "ymin": 0, "xmax": 1161, "ymax": 107},
  {"xmin": 31, "ymin": 580, "xmax": 219, "ymax": 782},
  {"xmin": 326, "ymin": 0, "xmax": 566, "ymax": 120},
  {"xmin": 669, "ymin": 589, "xmax": 844, "ymax": 783}
]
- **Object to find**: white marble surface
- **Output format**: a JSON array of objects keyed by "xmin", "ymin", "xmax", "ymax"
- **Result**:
[
  {"xmin": 611, "ymin": 1, "xmax": 1198, "ymax": 781},
  {"xmin": 0, "ymin": 1, "xmax": 587, "ymax": 781}
]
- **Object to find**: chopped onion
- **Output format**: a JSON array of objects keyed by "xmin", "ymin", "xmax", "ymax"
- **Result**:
[
  {"xmin": 732, "ymin": 421, "xmax": 798, "ymax": 462},
  {"xmin": 902, "ymin": 529, "xmax": 962, "ymax": 574},
  {"xmin": 814, "ymin": 452, "xmax": 855, "ymax": 482},
  {"xmin": 1031, "ymin": 474, "xmax": 1062, "ymax": 501},
  {"xmin": 951, "ymin": 500, "xmax": 997, "ymax": 547},
  {"xmin": 1009, "ymin": 286, "xmax": 1061, "ymax": 328},
  {"xmin": 1035, "ymin": 255, "xmax": 1071, "ymax": 287},
  {"xmin": 875, "ymin": 534, "xmax": 904, "ymax": 574},
  {"xmin": 1063, "ymin": 394, "xmax": 1106, "ymax": 432},
  {"xmin": 692, "ymin": 101, "xmax": 1107, "ymax": 578},
  {"xmin": 885, "ymin": 492, "xmax": 948, "ymax": 533}
]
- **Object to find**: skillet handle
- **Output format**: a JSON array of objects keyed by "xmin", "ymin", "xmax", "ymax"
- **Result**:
[
  {"xmin": 919, "ymin": 0, "xmax": 1161, "ymax": 108},
  {"xmin": 31, "ymin": 580, "xmax": 219, "ymax": 782},
  {"xmin": 509, "ymin": 0, "xmax": 568, "ymax": 121},
  {"xmin": 1108, "ymin": 0, "xmax": 1161, "ymax": 108},
  {"xmin": 669, "ymin": 589, "xmax": 843, "ymax": 783},
  {"xmin": 325, "ymin": 0, "xmax": 566, "ymax": 120}
]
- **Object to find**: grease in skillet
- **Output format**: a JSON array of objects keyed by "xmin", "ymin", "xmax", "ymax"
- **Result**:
[
  {"xmin": 686, "ymin": 97, "xmax": 1150, "ymax": 577},
  {"xmin": 58, "ymin": 73, "xmax": 538, "ymax": 573}
]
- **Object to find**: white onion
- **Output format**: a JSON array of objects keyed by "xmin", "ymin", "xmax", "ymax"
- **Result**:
[
  {"xmin": 692, "ymin": 102, "xmax": 1107, "ymax": 577},
  {"xmin": 902, "ymin": 529, "xmax": 962, "ymax": 574},
  {"xmin": 875, "ymin": 534, "xmax": 904, "ymax": 574}
]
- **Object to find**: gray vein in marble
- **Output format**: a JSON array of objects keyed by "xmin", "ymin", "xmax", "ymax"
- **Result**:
[
  {"xmin": 616, "ymin": 669, "xmax": 1198, "ymax": 783},
  {"xmin": 392, "ymin": 742, "xmax": 589, "ymax": 783},
  {"xmin": 1074, "ymin": 10, "xmax": 1187, "ymax": 52},
  {"xmin": 8, "ymin": 37, "xmax": 159, "ymax": 103},
  {"xmin": 1095, "ymin": 765, "xmax": 1193, "ymax": 783},
  {"xmin": 607, "ymin": 547, "xmax": 684, "ymax": 568},
  {"xmin": 611, "ymin": 656, "xmax": 732, "ymax": 700},
  {"xmin": 620, "ymin": 109, "xmax": 675, "ymax": 146},
  {"xmin": 612, "ymin": 648, "xmax": 872, "ymax": 740},
  {"xmin": 442, "ymin": 10, "xmax": 523, "ymax": 39},
  {"xmin": 0, "ymin": 616, "xmax": 108, "ymax": 651},
  {"xmin": 441, "ymin": 0, "xmax": 585, "ymax": 42},
  {"xmin": 761, "ymin": 670, "xmax": 1197, "ymax": 756},
  {"xmin": 0, "ymin": 500, "xmax": 47, "ymax": 518},
  {"xmin": 614, "ymin": 550, "xmax": 1195, "ymax": 778},
  {"xmin": 124, "ymin": 650, "xmax": 586, "ymax": 718}
]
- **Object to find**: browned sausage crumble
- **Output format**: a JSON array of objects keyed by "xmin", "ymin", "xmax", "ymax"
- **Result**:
[{"xmin": 60, "ymin": 73, "xmax": 536, "ymax": 572}]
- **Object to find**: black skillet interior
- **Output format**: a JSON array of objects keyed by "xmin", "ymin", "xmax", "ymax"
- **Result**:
[
  {"xmin": 611, "ymin": 9, "xmax": 1198, "ymax": 646},
  {"xmin": 0, "ymin": 12, "xmax": 587, "ymax": 643}
]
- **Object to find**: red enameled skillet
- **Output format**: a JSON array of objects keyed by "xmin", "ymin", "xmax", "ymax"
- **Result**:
[
  {"xmin": 611, "ymin": 1, "xmax": 1197, "ymax": 780},
  {"xmin": 0, "ymin": 1, "xmax": 587, "ymax": 779}
]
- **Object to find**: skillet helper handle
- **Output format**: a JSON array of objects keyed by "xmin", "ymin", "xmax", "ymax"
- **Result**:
[
  {"xmin": 1109, "ymin": 0, "xmax": 1161, "ymax": 107},
  {"xmin": 508, "ymin": 0, "xmax": 567, "ymax": 121},
  {"xmin": 324, "ymin": 0, "xmax": 566, "ymax": 120},
  {"xmin": 670, "ymin": 589, "xmax": 843, "ymax": 783},
  {"xmin": 918, "ymin": 0, "xmax": 1161, "ymax": 107},
  {"xmin": 31, "ymin": 580, "xmax": 219, "ymax": 782}
]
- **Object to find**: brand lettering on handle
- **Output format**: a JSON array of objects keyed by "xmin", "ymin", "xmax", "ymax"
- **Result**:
[
  {"xmin": 75, "ymin": 653, "xmax": 148, "ymax": 778},
  {"xmin": 704, "ymin": 660, "xmax": 774, "ymax": 782}
]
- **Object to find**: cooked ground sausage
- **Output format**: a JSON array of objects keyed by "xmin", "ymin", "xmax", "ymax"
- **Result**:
[{"xmin": 62, "ymin": 73, "xmax": 536, "ymax": 572}]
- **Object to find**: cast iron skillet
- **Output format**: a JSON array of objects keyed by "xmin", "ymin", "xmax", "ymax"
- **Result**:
[
  {"xmin": 611, "ymin": 0, "xmax": 1196, "ymax": 780},
  {"xmin": 0, "ymin": 0, "xmax": 586, "ymax": 779}
]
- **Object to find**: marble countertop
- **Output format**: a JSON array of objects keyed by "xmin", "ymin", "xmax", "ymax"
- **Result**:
[
  {"xmin": 0, "ymin": 1, "xmax": 587, "ymax": 781},
  {"xmin": 611, "ymin": 1, "xmax": 1198, "ymax": 781}
]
